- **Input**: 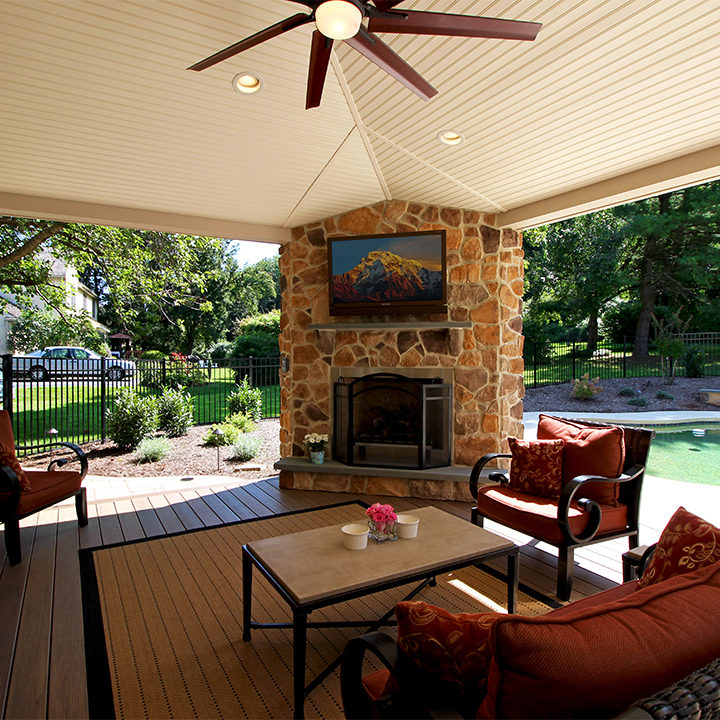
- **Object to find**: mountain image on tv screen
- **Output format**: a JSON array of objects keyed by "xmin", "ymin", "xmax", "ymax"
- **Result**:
[{"xmin": 331, "ymin": 234, "xmax": 443, "ymax": 304}]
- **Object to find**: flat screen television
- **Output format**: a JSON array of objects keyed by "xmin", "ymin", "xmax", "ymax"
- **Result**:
[{"xmin": 327, "ymin": 230, "xmax": 447, "ymax": 316}]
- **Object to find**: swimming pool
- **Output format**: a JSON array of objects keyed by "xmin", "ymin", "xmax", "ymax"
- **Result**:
[{"xmin": 644, "ymin": 425, "xmax": 720, "ymax": 485}]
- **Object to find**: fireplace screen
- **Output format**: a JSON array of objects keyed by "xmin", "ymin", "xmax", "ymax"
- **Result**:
[{"xmin": 333, "ymin": 373, "xmax": 451, "ymax": 470}]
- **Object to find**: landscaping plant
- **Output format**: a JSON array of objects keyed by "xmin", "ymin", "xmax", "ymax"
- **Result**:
[
  {"xmin": 156, "ymin": 387, "xmax": 195, "ymax": 436},
  {"xmin": 106, "ymin": 389, "xmax": 158, "ymax": 449},
  {"xmin": 570, "ymin": 373, "xmax": 602, "ymax": 400},
  {"xmin": 656, "ymin": 390, "xmax": 674, "ymax": 400},
  {"xmin": 230, "ymin": 434, "xmax": 262, "ymax": 461},
  {"xmin": 227, "ymin": 378, "xmax": 263, "ymax": 421},
  {"xmin": 618, "ymin": 387, "xmax": 637, "ymax": 397},
  {"xmin": 203, "ymin": 422, "xmax": 240, "ymax": 446},
  {"xmin": 627, "ymin": 396, "xmax": 649, "ymax": 407},
  {"xmin": 135, "ymin": 436, "xmax": 170, "ymax": 463},
  {"xmin": 684, "ymin": 346, "xmax": 705, "ymax": 378}
]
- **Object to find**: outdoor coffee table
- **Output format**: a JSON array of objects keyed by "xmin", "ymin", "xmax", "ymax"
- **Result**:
[{"xmin": 242, "ymin": 505, "xmax": 518, "ymax": 719}]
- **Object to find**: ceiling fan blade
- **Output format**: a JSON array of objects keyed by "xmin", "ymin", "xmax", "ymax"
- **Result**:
[
  {"xmin": 344, "ymin": 27, "xmax": 437, "ymax": 101},
  {"xmin": 306, "ymin": 30, "xmax": 333, "ymax": 109},
  {"xmin": 372, "ymin": 0, "xmax": 405, "ymax": 10},
  {"xmin": 369, "ymin": 11, "xmax": 542, "ymax": 42},
  {"xmin": 188, "ymin": 13, "xmax": 313, "ymax": 71}
]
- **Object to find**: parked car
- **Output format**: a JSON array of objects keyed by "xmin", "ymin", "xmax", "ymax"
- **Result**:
[{"xmin": 12, "ymin": 346, "xmax": 136, "ymax": 381}]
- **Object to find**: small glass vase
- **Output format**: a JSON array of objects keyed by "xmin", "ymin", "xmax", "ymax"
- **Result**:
[
  {"xmin": 310, "ymin": 450, "xmax": 325, "ymax": 465},
  {"xmin": 368, "ymin": 518, "xmax": 398, "ymax": 543}
]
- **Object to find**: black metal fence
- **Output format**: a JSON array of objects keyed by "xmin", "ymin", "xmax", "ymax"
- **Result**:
[
  {"xmin": 524, "ymin": 333, "xmax": 720, "ymax": 388},
  {"xmin": 1, "ymin": 354, "xmax": 280, "ymax": 453}
]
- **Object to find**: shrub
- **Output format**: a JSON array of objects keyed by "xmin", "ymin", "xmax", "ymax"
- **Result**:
[
  {"xmin": 156, "ymin": 387, "xmax": 195, "ymax": 436},
  {"xmin": 684, "ymin": 346, "xmax": 705, "ymax": 378},
  {"xmin": 225, "ymin": 412, "xmax": 257, "ymax": 434},
  {"xmin": 227, "ymin": 378, "xmax": 263, "ymax": 421},
  {"xmin": 209, "ymin": 340, "xmax": 233, "ymax": 359},
  {"xmin": 656, "ymin": 390, "xmax": 674, "ymax": 400},
  {"xmin": 135, "ymin": 436, "xmax": 170, "ymax": 463},
  {"xmin": 618, "ymin": 387, "xmax": 637, "ymax": 397},
  {"xmin": 141, "ymin": 350, "xmax": 167, "ymax": 360},
  {"xmin": 230, "ymin": 434, "xmax": 262, "ymax": 461},
  {"xmin": 166, "ymin": 352, "xmax": 207, "ymax": 388},
  {"xmin": 203, "ymin": 422, "xmax": 240, "ymax": 446},
  {"xmin": 627, "ymin": 396, "xmax": 649, "ymax": 407},
  {"xmin": 570, "ymin": 374, "xmax": 602, "ymax": 400},
  {"xmin": 106, "ymin": 389, "xmax": 158, "ymax": 449}
]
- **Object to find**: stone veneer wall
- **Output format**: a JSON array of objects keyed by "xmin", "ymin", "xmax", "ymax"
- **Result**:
[{"xmin": 278, "ymin": 200, "xmax": 524, "ymax": 500}]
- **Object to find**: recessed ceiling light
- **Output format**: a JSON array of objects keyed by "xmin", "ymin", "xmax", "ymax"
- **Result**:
[
  {"xmin": 232, "ymin": 73, "xmax": 263, "ymax": 94},
  {"xmin": 437, "ymin": 130, "xmax": 464, "ymax": 146}
]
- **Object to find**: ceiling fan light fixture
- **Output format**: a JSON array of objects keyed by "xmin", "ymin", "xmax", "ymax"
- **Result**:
[
  {"xmin": 315, "ymin": 0, "xmax": 363, "ymax": 40},
  {"xmin": 232, "ymin": 72, "xmax": 263, "ymax": 94},
  {"xmin": 437, "ymin": 130, "xmax": 464, "ymax": 146}
]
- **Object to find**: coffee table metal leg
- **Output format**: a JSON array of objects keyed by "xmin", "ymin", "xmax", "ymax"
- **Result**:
[
  {"xmin": 293, "ymin": 609, "xmax": 308, "ymax": 720},
  {"xmin": 242, "ymin": 548, "xmax": 253, "ymax": 641},
  {"xmin": 507, "ymin": 550, "xmax": 519, "ymax": 614}
]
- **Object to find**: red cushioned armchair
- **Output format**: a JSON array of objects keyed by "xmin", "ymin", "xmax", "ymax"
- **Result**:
[
  {"xmin": 0, "ymin": 410, "xmax": 88, "ymax": 565},
  {"xmin": 470, "ymin": 415, "xmax": 655, "ymax": 600}
]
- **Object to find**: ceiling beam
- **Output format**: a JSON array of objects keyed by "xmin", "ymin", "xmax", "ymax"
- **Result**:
[
  {"xmin": 497, "ymin": 145, "xmax": 720, "ymax": 230},
  {"xmin": 0, "ymin": 192, "xmax": 290, "ymax": 244}
]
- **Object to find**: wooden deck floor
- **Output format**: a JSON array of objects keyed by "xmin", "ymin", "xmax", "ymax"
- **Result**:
[{"xmin": 0, "ymin": 476, "xmax": 652, "ymax": 719}]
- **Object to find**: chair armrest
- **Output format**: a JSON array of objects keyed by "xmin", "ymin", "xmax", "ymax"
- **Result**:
[
  {"xmin": 341, "ymin": 631, "xmax": 400, "ymax": 720},
  {"xmin": 47, "ymin": 442, "xmax": 88, "ymax": 479},
  {"xmin": 0, "ymin": 463, "xmax": 22, "ymax": 520},
  {"xmin": 470, "ymin": 453, "xmax": 512, "ymax": 498},
  {"xmin": 556, "ymin": 465, "xmax": 637, "ymax": 544},
  {"xmin": 638, "ymin": 543, "xmax": 657, "ymax": 576}
]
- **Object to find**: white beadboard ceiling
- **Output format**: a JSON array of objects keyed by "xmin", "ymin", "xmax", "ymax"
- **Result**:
[{"xmin": 1, "ymin": 0, "xmax": 719, "ymax": 240}]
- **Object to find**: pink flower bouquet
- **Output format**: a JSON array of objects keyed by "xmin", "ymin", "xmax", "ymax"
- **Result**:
[{"xmin": 366, "ymin": 503, "xmax": 398, "ymax": 543}]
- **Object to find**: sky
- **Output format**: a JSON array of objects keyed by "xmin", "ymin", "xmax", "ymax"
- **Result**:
[{"xmin": 231, "ymin": 240, "xmax": 279, "ymax": 267}]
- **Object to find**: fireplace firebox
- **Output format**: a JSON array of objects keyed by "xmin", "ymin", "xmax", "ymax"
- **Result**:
[{"xmin": 333, "ymin": 373, "xmax": 452, "ymax": 469}]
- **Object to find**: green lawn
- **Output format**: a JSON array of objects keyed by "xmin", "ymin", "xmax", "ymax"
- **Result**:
[{"xmin": 13, "ymin": 376, "xmax": 280, "ymax": 450}]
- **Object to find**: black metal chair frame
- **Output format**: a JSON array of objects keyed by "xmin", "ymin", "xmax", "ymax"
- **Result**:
[
  {"xmin": 469, "ymin": 417, "xmax": 655, "ymax": 600},
  {"xmin": 0, "ymin": 442, "xmax": 88, "ymax": 565}
]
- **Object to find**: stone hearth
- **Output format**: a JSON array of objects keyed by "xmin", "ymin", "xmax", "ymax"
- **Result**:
[{"xmin": 277, "ymin": 200, "xmax": 524, "ymax": 500}]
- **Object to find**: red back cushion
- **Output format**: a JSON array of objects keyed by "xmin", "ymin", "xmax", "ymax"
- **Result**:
[
  {"xmin": 395, "ymin": 600, "xmax": 499, "ymax": 705},
  {"xmin": 0, "ymin": 410, "xmax": 16, "ymax": 448},
  {"xmin": 477, "ymin": 560, "xmax": 720, "ymax": 719},
  {"xmin": 537, "ymin": 414, "xmax": 625, "ymax": 505},
  {"xmin": 0, "ymin": 412, "xmax": 29, "ymax": 491},
  {"xmin": 507, "ymin": 438, "xmax": 565, "ymax": 498},
  {"xmin": 639, "ymin": 506, "xmax": 720, "ymax": 588}
]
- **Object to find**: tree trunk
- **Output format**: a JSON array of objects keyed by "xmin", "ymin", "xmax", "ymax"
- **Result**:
[
  {"xmin": 586, "ymin": 310, "xmax": 599, "ymax": 355},
  {"xmin": 633, "ymin": 193, "xmax": 672, "ymax": 358}
]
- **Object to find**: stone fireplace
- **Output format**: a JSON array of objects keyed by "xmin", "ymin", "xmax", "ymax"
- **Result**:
[
  {"xmin": 333, "ymin": 371, "xmax": 452, "ymax": 470},
  {"xmin": 276, "ymin": 200, "xmax": 524, "ymax": 501}
]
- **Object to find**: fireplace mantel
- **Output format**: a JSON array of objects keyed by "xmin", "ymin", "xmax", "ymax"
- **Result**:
[{"xmin": 308, "ymin": 321, "xmax": 472, "ymax": 331}]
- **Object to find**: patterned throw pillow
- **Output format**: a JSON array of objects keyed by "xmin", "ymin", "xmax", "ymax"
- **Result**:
[
  {"xmin": 0, "ymin": 442, "xmax": 30, "ymax": 491},
  {"xmin": 507, "ymin": 437, "xmax": 565, "ymax": 498},
  {"xmin": 395, "ymin": 600, "xmax": 499, "ymax": 704},
  {"xmin": 638, "ymin": 506, "xmax": 720, "ymax": 588}
]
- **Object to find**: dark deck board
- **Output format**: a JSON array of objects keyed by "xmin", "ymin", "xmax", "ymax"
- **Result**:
[{"xmin": 0, "ymin": 478, "xmax": 632, "ymax": 720}]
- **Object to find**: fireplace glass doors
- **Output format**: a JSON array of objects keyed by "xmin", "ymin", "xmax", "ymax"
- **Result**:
[{"xmin": 333, "ymin": 373, "xmax": 451, "ymax": 469}]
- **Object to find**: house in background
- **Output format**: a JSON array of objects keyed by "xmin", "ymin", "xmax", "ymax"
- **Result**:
[{"xmin": 0, "ymin": 253, "xmax": 109, "ymax": 354}]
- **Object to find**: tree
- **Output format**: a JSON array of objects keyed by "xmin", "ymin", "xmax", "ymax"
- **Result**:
[
  {"xmin": 8, "ymin": 307, "xmax": 108, "ymax": 354},
  {"xmin": 230, "ymin": 258, "xmax": 279, "ymax": 323},
  {"xmin": 524, "ymin": 210, "xmax": 626, "ymax": 353},
  {"xmin": 1, "ymin": 217, "xmax": 211, "ymax": 328},
  {"xmin": 615, "ymin": 182, "xmax": 720, "ymax": 356}
]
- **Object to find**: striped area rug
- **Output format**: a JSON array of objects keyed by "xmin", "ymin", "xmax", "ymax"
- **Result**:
[{"xmin": 80, "ymin": 502, "xmax": 554, "ymax": 719}]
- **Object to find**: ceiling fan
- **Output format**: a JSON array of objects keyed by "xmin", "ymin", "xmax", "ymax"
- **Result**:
[{"xmin": 188, "ymin": 1, "xmax": 542, "ymax": 109}]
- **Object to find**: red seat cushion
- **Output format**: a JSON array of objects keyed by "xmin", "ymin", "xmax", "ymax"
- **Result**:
[
  {"xmin": 16, "ymin": 471, "xmax": 82, "ymax": 516},
  {"xmin": 476, "ymin": 485, "xmax": 628, "ymax": 545},
  {"xmin": 639, "ymin": 506, "xmax": 720, "ymax": 588},
  {"xmin": 537, "ymin": 414, "xmax": 625, "ymax": 505},
  {"xmin": 507, "ymin": 438, "xmax": 565, "ymax": 498},
  {"xmin": 477, "ymin": 559, "xmax": 720, "ymax": 719},
  {"xmin": 395, "ymin": 601, "xmax": 499, "ymax": 704}
]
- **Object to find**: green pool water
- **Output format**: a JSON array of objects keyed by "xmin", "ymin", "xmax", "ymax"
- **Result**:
[{"xmin": 645, "ymin": 426, "xmax": 720, "ymax": 485}]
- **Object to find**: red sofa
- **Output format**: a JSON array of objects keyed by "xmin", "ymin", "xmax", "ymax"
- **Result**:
[{"xmin": 341, "ymin": 558, "xmax": 720, "ymax": 719}]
